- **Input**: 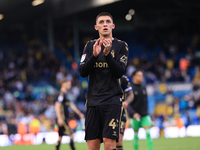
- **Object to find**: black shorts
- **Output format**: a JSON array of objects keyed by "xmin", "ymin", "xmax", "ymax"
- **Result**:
[
  {"xmin": 85, "ymin": 104, "xmax": 122, "ymax": 143},
  {"xmin": 58, "ymin": 120, "xmax": 73, "ymax": 136},
  {"xmin": 120, "ymin": 109, "xmax": 127, "ymax": 134}
]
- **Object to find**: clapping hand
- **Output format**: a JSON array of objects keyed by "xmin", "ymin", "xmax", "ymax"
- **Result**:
[
  {"xmin": 103, "ymin": 38, "xmax": 112, "ymax": 56},
  {"xmin": 93, "ymin": 38, "xmax": 102, "ymax": 57}
]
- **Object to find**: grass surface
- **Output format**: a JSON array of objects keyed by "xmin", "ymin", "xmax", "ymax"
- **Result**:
[{"xmin": 1, "ymin": 137, "xmax": 200, "ymax": 150}]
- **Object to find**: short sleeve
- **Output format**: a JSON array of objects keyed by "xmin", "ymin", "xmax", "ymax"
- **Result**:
[
  {"xmin": 121, "ymin": 75, "xmax": 132, "ymax": 93},
  {"xmin": 57, "ymin": 95, "xmax": 64, "ymax": 102}
]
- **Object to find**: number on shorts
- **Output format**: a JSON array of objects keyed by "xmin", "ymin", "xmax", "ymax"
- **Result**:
[
  {"xmin": 109, "ymin": 118, "xmax": 117, "ymax": 129},
  {"xmin": 120, "ymin": 121, "xmax": 125, "ymax": 128}
]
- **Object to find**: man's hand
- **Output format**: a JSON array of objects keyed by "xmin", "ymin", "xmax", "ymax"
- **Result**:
[
  {"xmin": 58, "ymin": 118, "xmax": 64, "ymax": 127},
  {"xmin": 123, "ymin": 101, "xmax": 128, "ymax": 109},
  {"xmin": 79, "ymin": 113, "xmax": 84, "ymax": 119},
  {"xmin": 93, "ymin": 38, "xmax": 102, "ymax": 57},
  {"xmin": 133, "ymin": 113, "xmax": 141, "ymax": 121},
  {"xmin": 103, "ymin": 38, "xmax": 112, "ymax": 56}
]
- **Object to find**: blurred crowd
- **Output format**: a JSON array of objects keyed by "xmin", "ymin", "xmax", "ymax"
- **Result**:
[
  {"xmin": 0, "ymin": 27, "xmax": 200, "ymax": 136},
  {"xmin": 0, "ymin": 37, "xmax": 85, "ymax": 136},
  {"xmin": 125, "ymin": 31, "xmax": 200, "ymax": 84},
  {"xmin": 124, "ymin": 30, "xmax": 200, "ymax": 130},
  {"xmin": 152, "ymin": 86, "xmax": 200, "ymax": 131}
]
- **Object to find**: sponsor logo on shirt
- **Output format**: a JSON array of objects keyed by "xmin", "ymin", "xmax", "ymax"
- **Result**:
[{"xmin": 94, "ymin": 62, "xmax": 109, "ymax": 68}]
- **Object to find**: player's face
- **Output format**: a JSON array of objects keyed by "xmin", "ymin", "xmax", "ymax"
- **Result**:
[
  {"xmin": 95, "ymin": 16, "xmax": 115, "ymax": 37},
  {"xmin": 63, "ymin": 81, "xmax": 71, "ymax": 90},
  {"xmin": 134, "ymin": 71, "xmax": 144, "ymax": 84}
]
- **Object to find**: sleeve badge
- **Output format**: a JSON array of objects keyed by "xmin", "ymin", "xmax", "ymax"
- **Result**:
[{"xmin": 80, "ymin": 54, "xmax": 86, "ymax": 63}]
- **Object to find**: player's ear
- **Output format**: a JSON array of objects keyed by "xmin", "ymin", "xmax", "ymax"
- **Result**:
[
  {"xmin": 94, "ymin": 25, "xmax": 98, "ymax": 30},
  {"xmin": 112, "ymin": 23, "xmax": 115, "ymax": 29}
]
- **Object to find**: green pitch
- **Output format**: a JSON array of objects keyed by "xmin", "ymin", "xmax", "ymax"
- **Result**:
[{"xmin": 1, "ymin": 137, "xmax": 200, "ymax": 150}]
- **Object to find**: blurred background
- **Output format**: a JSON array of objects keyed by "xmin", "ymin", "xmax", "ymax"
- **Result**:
[{"xmin": 0, "ymin": 0, "xmax": 200, "ymax": 147}]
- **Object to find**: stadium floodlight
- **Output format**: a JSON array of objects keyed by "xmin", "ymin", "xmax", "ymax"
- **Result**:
[
  {"xmin": 0, "ymin": 14, "xmax": 4, "ymax": 20},
  {"xmin": 32, "ymin": 0, "xmax": 45, "ymax": 6},
  {"xmin": 129, "ymin": 9, "xmax": 135, "ymax": 15},
  {"xmin": 125, "ymin": 14, "xmax": 132, "ymax": 21}
]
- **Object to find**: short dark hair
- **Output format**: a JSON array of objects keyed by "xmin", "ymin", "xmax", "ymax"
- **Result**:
[
  {"xmin": 59, "ymin": 78, "xmax": 70, "ymax": 86},
  {"xmin": 132, "ymin": 69, "xmax": 144, "ymax": 77},
  {"xmin": 96, "ymin": 12, "xmax": 113, "ymax": 22}
]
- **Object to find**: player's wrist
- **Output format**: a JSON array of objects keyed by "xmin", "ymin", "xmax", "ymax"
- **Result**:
[
  {"xmin": 103, "ymin": 50, "xmax": 110, "ymax": 56},
  {"xmin": 126, "ymin": 99, "xmax": 131, "ymax": 105},
  {"xmin": 104, "ymin": 52, "xmax": 109, "ymax": 56},
  {"xmin": 92, "ymin": 53, "xmax": 98, "ymax": 59},
  {"xmin": 93, "ymin": 53, "xmax": 97, "ymax": 57},
  {"xmin": 58, "ymin": 117, "xmax": 62, "ymax": 121},
  {"xmin": 78, "ymin": 112, "xmax": 82, "ymax": 117}
]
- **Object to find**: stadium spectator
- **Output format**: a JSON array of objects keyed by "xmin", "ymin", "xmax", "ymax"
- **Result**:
[{"xmin": 165, "ymin": 91, "xmax": 174, "ymax": 106}]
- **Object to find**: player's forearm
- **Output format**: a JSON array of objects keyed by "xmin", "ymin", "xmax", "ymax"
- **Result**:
[
  {"xmin": 55, "ymin": 102, "xmax": 62, "ymax": 120},
  {"xmin": 128, "ymin": 105, "xmax": 136, "ymax": 116},
  {"xmin": 79, "ymin": 55, "xmax": 97, "ymax": 77},
  {"xmin": 125, "ymin": 91, "xmax": 134, "ymax": 104},
  {"xmin": 105, "ymin": 53, "xmax": 125, "ymax": 78},
  {"xmin": 69, "ymin": 102, "xmax": 82, "ymax": 116}
]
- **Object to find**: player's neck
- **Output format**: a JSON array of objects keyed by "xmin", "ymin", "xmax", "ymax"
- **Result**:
[
  {"xmin": 61, "ymin": 88, "xmax": 68, "ymax": 93},
  {"xmin": 99, "ymin": 34, "xmax": 114, "ymax": 41},
  {"xmin": 134, "ymin": 81, "xmax": 141, "ymax": 85}
]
